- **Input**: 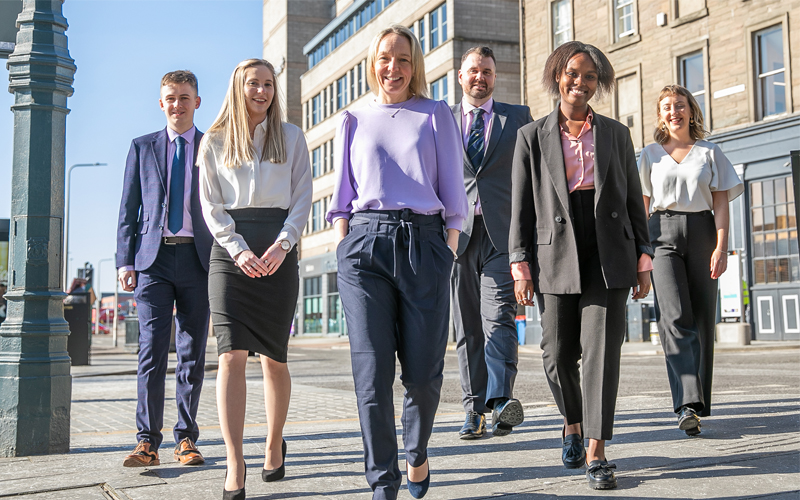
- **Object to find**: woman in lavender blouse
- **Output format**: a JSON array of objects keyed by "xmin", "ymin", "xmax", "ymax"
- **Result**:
[{"xmin": 326, "ymin": 25, "xmax": 467, "ymax": 500}]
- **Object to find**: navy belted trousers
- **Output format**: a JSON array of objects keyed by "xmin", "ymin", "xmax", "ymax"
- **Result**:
[{"xmin": 336, "ymin": 210, "xmax": 452, "ymax": 500}]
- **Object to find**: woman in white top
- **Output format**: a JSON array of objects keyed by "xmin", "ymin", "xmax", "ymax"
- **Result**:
[
  {"xmin": 199, "ymin": 59, "xmax": 312, "ymax": 499},
  {"xmin": 639, "ymin": 85, "xmax": 743, "ymax": 437}
]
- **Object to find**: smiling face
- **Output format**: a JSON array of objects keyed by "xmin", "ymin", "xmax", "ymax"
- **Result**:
[
  {"xmin": 374, "ymin": 33, "xmax": 413, "ymax": 104},
  {"xmin": 242, "ymin": 64, "xmax": 275, "ymax": 123},
  {"xmin": 557, "ymin": 52, "xmax": 598, "ymax": 110},
  {"xmin": 458, "ymin": 53, "xmax": 496, "ymax": 105},
  {"xmin": 658, "ymin": 94, "xmax": 692, "ymax": 139},
  {"xmin": 159, "ymin": 83, "xmax": 200, "ymax": 134}
]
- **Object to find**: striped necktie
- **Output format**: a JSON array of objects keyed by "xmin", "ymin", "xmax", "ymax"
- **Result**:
[{"xmin": 467, "ymin": 108, "xmax": 485, "ymax": 168}]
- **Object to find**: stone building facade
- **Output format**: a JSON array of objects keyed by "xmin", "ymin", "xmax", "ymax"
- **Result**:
[{"xmin": 522, "ymin": 0, "xmax": 800, "ymax": 339}]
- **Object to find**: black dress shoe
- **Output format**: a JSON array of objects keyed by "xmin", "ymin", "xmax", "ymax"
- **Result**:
[
  {"xmin": 562, "ymin": 428, "xmax": 585, "ymax": 469},
  {"xmin": 223, "ymin": 461, "xmax": 246, "ymax": 500},
  {"xmin": 685, "ymin": 425, "xmax": 702, "ymax": 436},
  {"xmin": 678, "ymin": 406, "xmax": 701, "ymax": 432},
  {"xmin": 586, "ymin": 459, "xmax": 617, "ymax": 489},
  {"xmin": 262, "ymin": 439, "xmax": 286, "ymax": 482},
  {"xmin": 459, "ymin": 411, "xmax": 486, "ymax": 440},
  {"xmin": 491, "ymin": 398, "xmax": 524, "ymax": 437}
]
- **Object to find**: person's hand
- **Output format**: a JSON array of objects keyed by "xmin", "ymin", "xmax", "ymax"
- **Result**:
[
  {"xmin": 446, "ymin": 228, "xmax": 459, "ymax": 259},
  {"xmin": 118, "ymin": 270, "xmax": 136, "ymax": 292},
  {"xmin": 514, "ymin": 280, "xmax": 535, "ymax": 306},
  {"xmin": 632, "ymin": 270, "xmax": 651, "ymax": 300},
  {"xmin": 334, "ymin": 219, "xmax": 349, "ymax": 247},
  {"xmin": 234, "ymin": 249, "xmax": 269, "ymax": 278},
  {"xmin": 710, "ymin": 249, "xmax": 727, "ymax": 279},
  {"xmin": 260, "ymin": 242, "xmax": 287, "ymax": 276}
]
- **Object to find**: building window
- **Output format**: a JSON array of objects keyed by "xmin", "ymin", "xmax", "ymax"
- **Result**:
[
  {"xmin": 328, "ymin": 140, "xmax": 335, "ymax": 172},
  {"xmin": 552, "ymin": 0, "xmax": 571, "ymax": 48},
  {"xmin": 329, "ymin": 84, "xmax": 335, "ymax": 116},
  {"xmin": 419, "ymin": 17, "xmax": 426, "ymax": 54},
  {"xmin": 337, "ymin": 75, "xmax": 348, "ymax": 110},
  {"xmin": 327, "ymin": 273, "xmax": 346, "ymax": 335},
  {"xmin": 751, "ymin": 176, "xmax": 798, "ymax": 284},
  {"xmin": 614, "ymin": 0, "xmax": 635, "ymax": 40},
  {"xmin": 430, "ymin": 75, "xmax": 448, "ymax": 104},
  {"xmin": 678, "ymin": 51, "xmax": 706, "ymax": 119},
  {"xmin": 615, "ymin": 73, "xmax": 641, "ymax": 148},
  {"xmin": 303, "ymin": 277, "xmax": 323, "ymax": 334},
  {"xmin": 312, "ymin": 200, "xmax": 324, "ymax": 232},
  {"xmin": 312, "ymin": 147, "xmax": 322, "ymax": 178},
  {"xmin": 430, "ymin": 3, "xmax": 447, "ymax": 50},
  {"xmin": 312, "ymin": 94, "xmax": 321, "ymax": 126},
  {"xmin": 349, "ymin": 68, "xmax": 356, "ymax": 102},
  {"xmin": 754, "ymin": 25, "xmax": 786, "ymax": 120},
  {"xmin": 357, "ymin": 63, "xmax": 363, "ymax": 96}
]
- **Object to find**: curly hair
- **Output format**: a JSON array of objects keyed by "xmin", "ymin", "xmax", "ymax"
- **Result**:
[{"xmin": 653, "ymin": 85, "xmax": 707, "ymax": 144}]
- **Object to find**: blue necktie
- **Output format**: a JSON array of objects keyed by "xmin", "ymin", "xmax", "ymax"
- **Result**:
[
  {"xmin": 467, "ymin": 108, "xmax": 485, "ymax": 168},
  {"xmin": 168, "ymin": 136, "xmax": 185, "ymax": 234}
]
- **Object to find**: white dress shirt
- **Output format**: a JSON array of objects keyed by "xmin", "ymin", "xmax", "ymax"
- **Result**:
[{"xmin": 199, "ymin": 120, "xmax": 312, "ymax": 258}]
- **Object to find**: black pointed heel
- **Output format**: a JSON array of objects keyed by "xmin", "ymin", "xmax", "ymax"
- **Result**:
[
  {"xmin": 262, "ymin": 438, "xmax": 286, "ymax": 482},
  {"xmin": 223, "ymin": 461, "xmax": 246, "ymax": 500}
]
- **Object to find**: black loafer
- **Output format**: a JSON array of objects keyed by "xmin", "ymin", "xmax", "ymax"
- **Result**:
[
  {"xmin": 491, "ymin": 399, "xmax": 524, "ymax": 437},
  {"xmin": 459, "ymin": 411, "xmax": 486, "ymax": 440},
  {"xmin": 586, "ymin": 459, "xmax": 617, "ymax": 489},
  {"xmin": 678, "ymin": 406, "xmax": 701, "ymax": 432},
  {"xmin": 562, "ymin": 432, "xmax": 585, "ymax": 469},
  {"xmin": 685, "ymin": 425, "xmax": 702, "ymax": 436}
]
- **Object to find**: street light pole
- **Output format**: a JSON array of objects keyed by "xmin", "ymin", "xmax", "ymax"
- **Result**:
[
  {"xmin": 63, "ymin": 162, "xmax": 106, "ymax": 291},
  {"xmin": 94, "ymin": 258, "xmax": 113, "ymax": 335}
]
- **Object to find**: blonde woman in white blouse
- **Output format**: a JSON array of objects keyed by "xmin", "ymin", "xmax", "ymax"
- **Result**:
[
  {"xmin": 639, "ymin": 85, "xmax": 743, "ymax": 437},
  {"xmin": 199, "ymin": 59, "xmax": 312, "ymax": 499}
]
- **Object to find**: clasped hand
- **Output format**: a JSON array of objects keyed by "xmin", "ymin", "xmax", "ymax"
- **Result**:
[{"xmin": 235, "ymin": 242, "xmax": 286, "ymax": 278}]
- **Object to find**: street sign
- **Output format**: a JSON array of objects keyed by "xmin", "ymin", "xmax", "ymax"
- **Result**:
[{"xmin": 0, "ymin": 1, "xmax": 23, "ymax": 58}]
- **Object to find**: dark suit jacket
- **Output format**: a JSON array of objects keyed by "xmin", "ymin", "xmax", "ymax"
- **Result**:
[
  {"xmin": 452, "ymin": 101, "xmax": 533, "ymax": 255},
  {"xmin": 116, "ymin": 128, "xmax": 213, "ymax": 272},
  {"xmin": 508, "ymin": 108, "xmax": 652, "ymax": 294}
]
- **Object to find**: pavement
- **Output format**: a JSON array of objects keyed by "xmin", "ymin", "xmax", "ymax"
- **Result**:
[{"xmin": 0, "ymin": 333, "xmax": 798, "ymax": 499}]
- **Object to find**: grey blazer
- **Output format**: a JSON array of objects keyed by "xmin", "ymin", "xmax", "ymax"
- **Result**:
[
  {"xmin": 452, "ymin": 101, "xmax": 533, "ymax": 255},
  {"xmin": 508, "ymin": 108, "xmax": 653, "ymax": 294}
]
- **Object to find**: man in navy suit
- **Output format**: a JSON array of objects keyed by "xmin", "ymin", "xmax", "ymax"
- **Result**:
[{"xmin": 117, "ymin": 70, "xmax": 212, "ymax": 467}]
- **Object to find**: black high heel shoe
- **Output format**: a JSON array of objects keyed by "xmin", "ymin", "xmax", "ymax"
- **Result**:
[
  {"xmin": 262, "ymin": 438, "xmax": 286, "ymax": 482},
  {"xmin": 407, "ymin": 460, "xmax": 430, "ymax": 499},
  {"xmin": 223, "ymin": 460, "xmax": 246, "ymax": 500}
]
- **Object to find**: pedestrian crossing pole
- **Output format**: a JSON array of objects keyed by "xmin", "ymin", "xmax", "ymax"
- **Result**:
[{"xmin": 0, "ymin": 0, "xmax": 76, "ymax": 456}]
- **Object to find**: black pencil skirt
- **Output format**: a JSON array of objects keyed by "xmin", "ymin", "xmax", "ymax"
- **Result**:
[{"xmin": 208, "ymin": 208, "xmax": 299, "ymax": 362}]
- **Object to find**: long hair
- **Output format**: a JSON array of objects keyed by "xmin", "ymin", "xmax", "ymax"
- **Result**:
[
  {"xmin": 653, "ymin": 84, "xmax": 707, "ymax": 144},
  {"xmin": 205, "ymin": 59, "xmax": 286, "ymax": 167},
  {"xmin": 541, "ymin": 41, "xmax": 615, "ymax": 99},
  {"xmin": 366, "ymin": 25, "xmax": 429, "ymax": 99}
]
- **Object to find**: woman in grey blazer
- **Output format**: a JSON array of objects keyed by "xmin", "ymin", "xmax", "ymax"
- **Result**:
[{"xmin": 509, "ymin": 41, "xmax": 653, "ymax": 490}]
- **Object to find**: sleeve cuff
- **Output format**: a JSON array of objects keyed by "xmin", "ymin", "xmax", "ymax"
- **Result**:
[
  {"xmin": 444, "ymin": 215, "xmax": 463, "ymax": 232},
  {"xmin": 638, "ymin": 244, "xmax": 655, "ymax": 259},
  {"xmin": 637, "ymin": 254, "xmax": 653, "ymax": 273},
  {"xmin": 511, "ymin": 262, "xmax": 532, "ymax": 281},
  {"xmin": 117, "ymin": 266, "xmax": 134, "ymax": 276}
]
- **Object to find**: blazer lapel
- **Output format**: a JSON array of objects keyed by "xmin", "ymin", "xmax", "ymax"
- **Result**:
[
  {"xmin": 541, "ymin": 109, "xmax": 570, "ymax": 215},
  {"xmin": 591, "ymin": 113, "xmax": 610, "ymax": 204},
  {"xmin": 453, "ymin": 103, "xmax": 476, "ymax": 175},
  {"xmin": 190, "ymin": 129, "xmax": 204, "ymax": 223},
  {"xmin": 479, "ymin": 102, "xmax": 506, "ymax": 171},
  {"xmin": 151, "ymin": 128, "xmax": 169, "ymax": 194}
]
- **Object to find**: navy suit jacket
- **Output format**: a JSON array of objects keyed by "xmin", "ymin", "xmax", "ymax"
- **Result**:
[{"xmin": 116, "ymin": 128, "xmax": 213, "ymax": 273}]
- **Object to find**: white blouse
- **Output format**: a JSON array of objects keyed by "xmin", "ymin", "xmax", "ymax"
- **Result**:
[
  {"xmin": 638, "ymin": 140, "xmax": 744, "ymax": 214},
  {"xmin": 199, "ymin": 120, "xmax": 312, "ymax": 258}
]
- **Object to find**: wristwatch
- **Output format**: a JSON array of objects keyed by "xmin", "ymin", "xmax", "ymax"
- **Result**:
[{"xmin": 279, "ymin": 240, "xmax": 291, "ymax": 251}]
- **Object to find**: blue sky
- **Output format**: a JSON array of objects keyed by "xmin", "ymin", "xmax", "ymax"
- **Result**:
[{"xmin": 0, "ymin": 0, "xmax": 263, "ymax": 294}]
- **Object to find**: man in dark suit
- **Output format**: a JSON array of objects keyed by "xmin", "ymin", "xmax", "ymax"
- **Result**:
[
  {"xmin": 451, "ymin": 47, "xmax": 533, "ymax": 439},
  {"xmin": 117, "ymin": 70, "xmax": 213, "ymax": 467}
]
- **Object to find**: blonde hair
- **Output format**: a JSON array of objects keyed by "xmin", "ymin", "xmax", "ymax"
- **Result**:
[
  {"xmin": 205, "ymin": 59, "xmax": 286, "ymax": 167},
  {"xmin": 366, "ymin": 25, "xmax": 429, "ymax": 99},
  {"xmin": 654, "ymin": 84, "xmax": 707, "ymax": 145}
]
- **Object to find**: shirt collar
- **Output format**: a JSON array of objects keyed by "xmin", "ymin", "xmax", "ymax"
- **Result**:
[
  {"xmin": 167, "ymin": 125, "xmax": 196, "ymax": 144},
  {"xmin": 560, "ymin": 108, "xmax": 594, "ymax": 139},
  {"xmin": 462, "ymin": 97, "xmax": 494, "ymax": 117}
]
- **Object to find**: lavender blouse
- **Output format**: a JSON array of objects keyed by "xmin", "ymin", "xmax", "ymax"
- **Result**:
[{"xmin": 326, "ymin": 96, "xmax": 468, "ymax": 231}]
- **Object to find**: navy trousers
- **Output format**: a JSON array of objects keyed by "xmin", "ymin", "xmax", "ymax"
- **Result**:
[
  {"xmin": 134, "ymin": 242, "xmax": 209, "ymax": 449},
  {"xmin": 337, "ymin": 210, "xmax": 452, "ymax": 500},
  {"xmin": 452, "ymin": 216, "xmax": 518, "ymax": 413}
]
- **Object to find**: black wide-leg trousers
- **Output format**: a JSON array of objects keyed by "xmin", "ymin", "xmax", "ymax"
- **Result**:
[
  {"xmin": 649, "ymin": 210, "xmax": 718, "ymax": 417},
  {"xmin": 536, "ymin": 189, "xmax": 628, "ymax": 441},
  {"xmin": 336, "ymin": 210, "xmax": 452, "ymax": 500}
]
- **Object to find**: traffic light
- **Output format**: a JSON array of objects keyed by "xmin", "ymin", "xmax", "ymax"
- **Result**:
[{"xmin": 78, "ymin": 262, "xmax": 93, "ymax": 290}]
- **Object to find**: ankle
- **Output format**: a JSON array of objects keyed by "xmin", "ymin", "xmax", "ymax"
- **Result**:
[{"xmin": 407, "ymin": 459, "xmax": 429, "ymax": 482}]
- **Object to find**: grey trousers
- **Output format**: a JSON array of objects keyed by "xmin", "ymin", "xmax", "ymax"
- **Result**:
[
  {"xmin": 537, "ymin": 190, "xmax": 628, "ymax": 441},
  {"xmin": 452, "ymin": 217, "xmax": 518, "ymax": 413},
  {"xmin": 649, "ymin": 210, "xmax": 718, "ymax": 417}
]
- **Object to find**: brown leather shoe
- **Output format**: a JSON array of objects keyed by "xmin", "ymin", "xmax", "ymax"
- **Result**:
[
  {"xmin": 174, "ymin": 437, "xmax": 205, "ymax": 465},
  {"xmin": 123, "ymin": 440, "xmax": 160, "ymax": 467}
]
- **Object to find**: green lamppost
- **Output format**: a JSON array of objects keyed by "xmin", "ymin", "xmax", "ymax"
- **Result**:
[{"xmin": 0, "ymin": 0, "xmax": 76, "ymax": 456}]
